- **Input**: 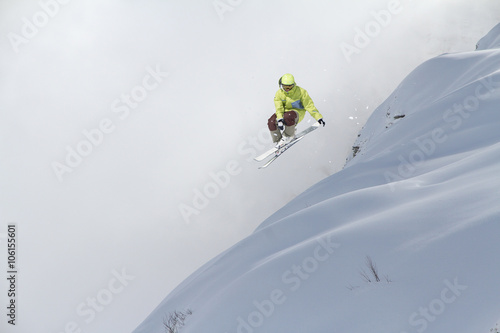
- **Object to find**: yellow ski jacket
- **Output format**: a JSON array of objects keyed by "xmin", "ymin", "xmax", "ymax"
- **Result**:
[{"xmin": 274, "ymin": 85, "xmax": 323, "ymax": 123}]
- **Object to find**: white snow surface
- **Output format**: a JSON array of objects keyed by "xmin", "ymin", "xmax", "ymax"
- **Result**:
[
  {"xmin": 133, "ymin": 28, "xmax": 500, "ymax": 333},
  {"xmin": 476, "ymin": 22, "xmax": 500, "ymax": 50}
]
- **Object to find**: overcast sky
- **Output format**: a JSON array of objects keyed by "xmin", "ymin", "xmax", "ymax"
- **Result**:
[{"xmin": 1, "ymin": 1, "xmax": 499, "ymax": 332}]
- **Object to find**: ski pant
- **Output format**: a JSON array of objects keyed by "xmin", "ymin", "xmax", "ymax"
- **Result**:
[{"xmin": 267, "ymin": 111, "xmax": 299, "ymax": 143}]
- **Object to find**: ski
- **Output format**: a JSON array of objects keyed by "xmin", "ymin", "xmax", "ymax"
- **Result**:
[
  {"xmin": 254, "ymin": 146, "xmax": 280, "ymax": 162},
  {"xmin": 254, "ymin": 122, "xmax": 321, "ymax": 162},
  {"xmin": 256, "ymin": 122, "xmax": 321, "ymax": 169},
  {"xmin": 258, "ymin": 155, "xmax": 279, "ymax": 169},
  {"xmin": 257, "ymin": 136, "xmax": 304, "ymax": 169}
]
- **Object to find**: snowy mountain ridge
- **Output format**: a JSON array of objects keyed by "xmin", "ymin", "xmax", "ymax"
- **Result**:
[
  {"xmin": 476, "ymin": 22, "xmax": 500, "ymax": 50},
  {"xmin": 133, "ymin": 24, "xmax": 500, "ymax": 333}
]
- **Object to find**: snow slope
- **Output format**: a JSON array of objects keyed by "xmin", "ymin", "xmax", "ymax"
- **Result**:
[
  {"xmin": 476, "ymin": 22, "xmax": 500, "ymax": 50},
  {"xmin": 133, "ymin": 26, "xmax": 500, "ymax": 333}
]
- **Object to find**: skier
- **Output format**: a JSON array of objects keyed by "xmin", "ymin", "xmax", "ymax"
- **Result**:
[{"xmin": 268, "ymin": 73, "xmax": 325, "ymax": 146}]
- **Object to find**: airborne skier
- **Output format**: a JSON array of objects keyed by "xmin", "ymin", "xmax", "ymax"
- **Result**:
[
  {"xmin": 268, "ymin": 73, "xmax": 326, "ymax": 146},
  {"xmin": 255, "ymin": 74, "xmax": 326, "ymax": 168}
]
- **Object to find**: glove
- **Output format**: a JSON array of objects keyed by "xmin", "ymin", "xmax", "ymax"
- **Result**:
[
  {"xmin": 318, "ymin": 118, "xmax": 326, "ymax": 127},
  {"xmin": 277, "ymin": 118, "xmax": 284, "ymax": 131}
]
